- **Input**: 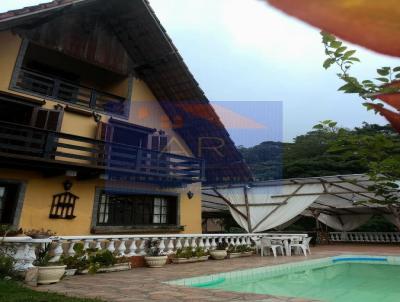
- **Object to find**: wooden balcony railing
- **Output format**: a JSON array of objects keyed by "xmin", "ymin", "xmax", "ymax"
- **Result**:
[
  {"xmin": 0, "ymin": 121, "xmax": 205, "ymax": 184},
  {"xmin": 14, "ymin": 68, "xmax": 128, "ymax": 117}
]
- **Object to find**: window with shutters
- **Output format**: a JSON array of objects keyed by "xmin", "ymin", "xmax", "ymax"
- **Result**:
[{"xmin": 96, "ymin": 192, "xmax": 178, "ymax": 227}]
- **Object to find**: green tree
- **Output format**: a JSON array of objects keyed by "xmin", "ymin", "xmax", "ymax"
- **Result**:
[{"xmin": 314, "ymin": 121, "xmax": 400, "ymax": 229}]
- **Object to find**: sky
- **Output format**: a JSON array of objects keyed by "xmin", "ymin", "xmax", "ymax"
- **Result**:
[{"xmin": 1, "ymin": 0, "xmax": 399, "ymax": 146}]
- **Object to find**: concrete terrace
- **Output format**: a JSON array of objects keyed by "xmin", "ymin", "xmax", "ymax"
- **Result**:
[{"xmin": 33, "ymin": 244, "xmax": 400, "ymax": 302}]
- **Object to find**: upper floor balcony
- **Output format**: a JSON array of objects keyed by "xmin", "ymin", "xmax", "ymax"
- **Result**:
[
  {"xmin": 0, "ymin": 120, "xmax": 205, "ymax": 185},
  {"xmin": 14, "ymin": 68, "xmax": 128, "ymax": 117},
  {"xmin": 10, "ymin": 42, "xmax": 131, "ymax": 118}
]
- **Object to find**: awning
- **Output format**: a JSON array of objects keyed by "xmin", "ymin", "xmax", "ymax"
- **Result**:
[{"xmin": 202, "ymin": 174, "xmax": 398, "ymax": 232}]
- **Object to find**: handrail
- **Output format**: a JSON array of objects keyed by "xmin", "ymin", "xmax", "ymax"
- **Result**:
[{"xmin": 0, "ymin": 120, "xmax": 205, "ymax": 182}]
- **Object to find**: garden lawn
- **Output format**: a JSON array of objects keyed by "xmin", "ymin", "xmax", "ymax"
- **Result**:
[{"xmin": 0, "ymin": 280, "xmax": 102, "ymax": 302}]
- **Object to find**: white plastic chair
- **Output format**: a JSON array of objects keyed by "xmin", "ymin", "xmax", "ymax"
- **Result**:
[
  {"xmin": 251, "ymin": 237, "xmax": 262, "ymax": 255},
  {"xmin": 289, "ymin": 237, "xmax": 308, "ymax": 256},
  {"xmin": 261, "ymin": 237, "xmax": 283, "ymax": 257}
]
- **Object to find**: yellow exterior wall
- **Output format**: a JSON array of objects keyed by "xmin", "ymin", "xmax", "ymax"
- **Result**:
[{"xmin": 0, "ymin": 31, "xmax": 202, "ymax": 235}]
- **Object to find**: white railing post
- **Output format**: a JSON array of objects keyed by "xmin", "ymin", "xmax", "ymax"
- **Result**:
[
  {"xmin": 175, "ymin": 237, "xmax": 182, "ymax": 250},
  {"xmin": 204, "ymin": 237, "xmax": 211, "ymax": 251},
  {"xmin": 117, "ymin": 239, "xmax": 127, "ymax": 257},
  {"xmin": 50, "ymin": 240, "xmax": 64, "ymax": 262},
  {"xmin": 166, "ymin": 238, "xmax": 175, "ymax": 254},
  {"xmin": 158, "ymin": 238, "xmax": 166, "ymax": 253},
  {"xmin": 138, "ymin": 238, "xmax": 147, "ymax": 255},
  {"xmin": 128, "ymin": 238, "xmax": 137, "ymax": 256},
  {"xmin": 107, "ymin": 239, "xmax": 116, "ymax": 254},
  {"xmin": 67, "ymin": 240, "xmax": 76, "ymax": 256},
  {"xmin": 211, "ymin": 237, "xmax": 217, "ymax": 250}
]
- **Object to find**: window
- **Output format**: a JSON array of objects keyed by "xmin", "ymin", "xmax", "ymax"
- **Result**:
[
  {"xmin": 0, "ymin": 183, "xmax": 20, "ymax": 224},
  {"xmin": 97, "ymin": 192, "xmax": 177, "ymax": 227}
]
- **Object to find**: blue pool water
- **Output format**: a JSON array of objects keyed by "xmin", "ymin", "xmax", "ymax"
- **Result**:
[{"xmin": 168, "ymin": 256, "xmax": 400, "ymax": 302}]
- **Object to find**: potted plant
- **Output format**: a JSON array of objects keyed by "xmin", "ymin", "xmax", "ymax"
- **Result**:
[
  {"xmin": 24, "ymin": 229, "xmax": 56, "ymax": 239},
  {"xmin": 209, "ymin": 242, "xmax": 228, "ymax": 260},
  {"xmin": 144, "ymin": 239, "xmax": 167, "ymax": 268},
  {"xmin": 172, "ymin": 247, "xmax": 193, "ymax": 264},
  {"xmin": 61, "ymin": 255, "xmax": 79, "ymax": 276},
  {"xmin": 194, "ymin": 247, "xmax": 209, "ymax": 262},
  {"xmin": 61, "ymin": 243, "xmax": 86, "ymax": 276},
  {"xmin": 34, "ymin": 244, "xmax": 66, "ymax": 284},
  {"xmin": 240, "ymin": 245, "xmax": 254, "ymax": 257},
  {"xmin": 227, "ymin": 244, "xmax": 241, "ymax": 258}
]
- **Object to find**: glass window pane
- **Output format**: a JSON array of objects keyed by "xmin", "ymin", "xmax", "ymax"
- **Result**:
[
  {"xmin": 161, "ymin": 215, "xmax": 167, "ymax": 223},
  {"xmin": 153, "ymin": 215, "xmax": 160, "ymax": 223}
]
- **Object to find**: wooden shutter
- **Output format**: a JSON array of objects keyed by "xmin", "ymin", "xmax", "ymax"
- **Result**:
[
  {"xmin": 96, "ymin": 122, "xmax": 114, "ymax": 142},
  {"xmin": 96, "ymin": 122, "xmax": 114, "ymax": 166},
  {"xmin": 30, "ymin": 107, "xmax": 63, "ymax": 131},
  {"xmin": 151, "ymin": 133, "xmax": 169, "ymax": 152}
]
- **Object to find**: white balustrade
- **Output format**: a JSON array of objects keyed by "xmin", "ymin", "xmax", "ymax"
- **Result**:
[
  {"xmin": 1, "ymin": 237, "xmax": 51, "ymax": 271},
  {"xmin": 2, "ymin": 232, "xmax": 311, "ymax": 271},
  {"xmin": 329, "ymin": 232, "xmax": 400, "ymax": 243}
]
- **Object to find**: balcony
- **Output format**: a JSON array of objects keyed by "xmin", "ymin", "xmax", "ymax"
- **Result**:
[
  {"xmin": 0, "ymin": 121, "xmax": 204, "ymax": 185},
  {"xmin": 13, "ymin": 68, "xmax": 128, "ymax": 117}
]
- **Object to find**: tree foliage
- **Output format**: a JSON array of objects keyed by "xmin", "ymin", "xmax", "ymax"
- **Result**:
[{"xmin": 238, "ymin": 122, "xmax": 396, "ymax": 180}]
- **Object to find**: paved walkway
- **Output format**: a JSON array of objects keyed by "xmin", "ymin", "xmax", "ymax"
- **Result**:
[{"xmin": 35, "ymin": 244, "xmax": 400, "ymax": 302}]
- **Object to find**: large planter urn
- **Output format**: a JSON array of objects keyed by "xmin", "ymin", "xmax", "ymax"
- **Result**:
[
  {"xmin": 37, "ymin": 265, "xmax": 66, "ymax": 284},
  {"xmin": 209, "ymin": 250, "xmax": 227, "ymax": 260},
  {"xmin": 144, "ymin": 255, "xmax": 168, "ymax": 268}
]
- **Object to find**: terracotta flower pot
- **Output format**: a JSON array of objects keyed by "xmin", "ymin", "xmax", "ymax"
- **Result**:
[
  {"xmin": 209, "ymin": 250, "xmax": 227, "ymax": 260},
  {"xmin": 144, "ymin": 255, "xmax": 168, "ymax": 268},
  {"xmin": 37, "ymin": 265, "xmax": 66, "ymax": 284}
]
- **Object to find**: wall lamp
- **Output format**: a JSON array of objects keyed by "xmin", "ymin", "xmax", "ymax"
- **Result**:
[{"xmin": 187, "ymin": 190, "xmax": 194, "ymax": 199}]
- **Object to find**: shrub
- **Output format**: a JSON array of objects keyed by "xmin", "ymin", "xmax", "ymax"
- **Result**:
[
  {"xmin": 216, "ymin": 242, "xmax": 228, "ymax": 250},
  {"xmin": 0, "ymin": 254, "xmax": 14, "ymax": 278},
  {"xmin": 175, "ymin": 247, "xmax": 193, "ymax": 259}
]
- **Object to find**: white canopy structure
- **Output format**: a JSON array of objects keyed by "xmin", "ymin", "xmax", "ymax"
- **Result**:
[{"xmin": 202, "ymin": 174, "xmax": 399, "ymax": 233}]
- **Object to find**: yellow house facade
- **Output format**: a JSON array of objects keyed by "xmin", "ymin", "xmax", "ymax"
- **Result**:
[{"xmin": 0, "ymin": 0, "xmax": 251, "ymax": 236}]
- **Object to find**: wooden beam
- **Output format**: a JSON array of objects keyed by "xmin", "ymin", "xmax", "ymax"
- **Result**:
[
  {"xmin": 251, "ymin": 184, "xmax": 305, "ymax": 232},
  {"xmin": 212, "ymin": 188, "xmax": 247, "ymax": 220},
  {"xmin": 243, "ymin": 186, "xmax": 252, "ymax": 232}
]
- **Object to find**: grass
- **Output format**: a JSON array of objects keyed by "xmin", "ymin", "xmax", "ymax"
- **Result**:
[{"xmin": 0, "ymin": 280, "xmax": 102, "ymax": 302}]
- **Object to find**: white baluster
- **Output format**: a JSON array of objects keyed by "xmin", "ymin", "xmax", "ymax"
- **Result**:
[
  {"xmin": 166, "ymin": 238, "xmax": 175, "ymax": 254},
  {"xmin": 128, "ymin": 238, "xmax": 137, "ymax": 256},
  {"xmin": 117, "ymin": 239, "xmax": 127, "ymax": 257},
  {"xmin": 183, "ymin": 237, "xmax": 190, "ymax": 248},
  {"xmin": 204, "ymin": 237, "xmax": 211, "ymax": 251},
  {"xmin": 138, "ymin": 238, "xmax": 147, "ymax": 255},
  {"xmin": 83, "ymin": 239, "xmax": 91, "ymax": 250},
  {"xmin": 50, "ymin": 241, "xmax": 64, "ymax": 262},
  {"xmin": 107, "ymin": 239, "xmax": 116, "ymax": 253},
  {"xmin": 190, "ymin": 237, "xmax": 197, "ymax": 251},
  {"xmin": 175, "ymin": 238, "xmax": 182, "ymax": 250},
  {"xmin": 67, "ymin": 240, "xmax": 76, "ymax": 256},
  {"xmin": 246, "ymin": 237, "xmax": 251, "ymax": 246},
  {"xmin": 95, "ymin": 239, "xmax": 102, "ymax": 250},
  {"xmin": 13, "ymin": 242, "xmax": 36, "ymax": 271},
  {"xmin": 158, "ymin": 238, "xmax": 166, "ymax": 253},
  {"xmin": 211, "ymin": 237, "xmax": 217, "ymax": 250},
  {"xmin": 198, "ymin": 237, "xmax": 205, "ymax": 249}
]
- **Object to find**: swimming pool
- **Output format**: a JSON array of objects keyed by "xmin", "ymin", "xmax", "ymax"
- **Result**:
[{"xmin": 167, "ymin": 255, "xmax": 400, "ymax": 302}]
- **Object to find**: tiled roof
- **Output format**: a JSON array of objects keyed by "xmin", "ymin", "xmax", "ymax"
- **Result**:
[{"xmin": 0, "ymin": 0, "xmax": 79, "ymax": 21}]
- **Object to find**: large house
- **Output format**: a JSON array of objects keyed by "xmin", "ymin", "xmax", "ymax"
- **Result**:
[{"xmin": 0, "ymin": 0, "xmax": 251, "ymax": 235}]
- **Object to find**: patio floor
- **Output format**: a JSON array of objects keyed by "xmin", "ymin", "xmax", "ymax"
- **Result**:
[{"xmin": 34, "ymin": 244, "xmax": 400, "ymax": 302}]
